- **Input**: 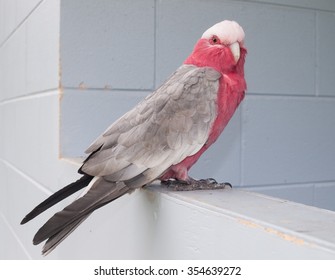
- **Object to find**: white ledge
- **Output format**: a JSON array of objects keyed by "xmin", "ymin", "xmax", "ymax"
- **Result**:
[
  {"xmin": 56, "ymin": 158, "xmax": 335, "ymax": 259},
  {"xmin": 144, "ymin": 184, "xmax": 335, "ymax": 259}
]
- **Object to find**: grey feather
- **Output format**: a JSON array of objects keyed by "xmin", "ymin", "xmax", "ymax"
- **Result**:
[
  {"xmin": 82, "ymin": 65, "xmax": 221, "ymax": 181},
  {"xmin": 42, "ymin": 215, "xmax": 90, "ymax": 255},
  {"xmin": 33, "ymin": 178, "xmax": 131, "ymax": 255}
]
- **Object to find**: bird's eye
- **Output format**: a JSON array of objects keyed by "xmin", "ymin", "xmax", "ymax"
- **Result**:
[{"xmin": 211, "ymin": 36, "xmax": 220, "ymax": 44}]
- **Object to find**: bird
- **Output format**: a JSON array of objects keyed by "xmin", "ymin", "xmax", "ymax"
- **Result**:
[{"xmin": 21, "ymin": 20, "xmax": 247, "ymax": 255}]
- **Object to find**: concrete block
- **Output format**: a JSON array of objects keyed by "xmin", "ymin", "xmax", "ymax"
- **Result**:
[
  {"xmin": 0, "ymin": 160, "xmax": 8, "ymax": 215},
  {"xmin": 1, "ymin": 0, "xmax": 16, "ymax": 44},
  {"xmin": 0, "ymin": 0, "xmax": 4, "ymax": 44},
  {"xmin": 2, "ymin": 92, "xmax": 63, "ymax": 190},
  {"xmin": 0, "ymin": 105, "xmax": 4, "ymax": 154},
  {"xmin": 317, "ymin": 12, "xmax": 335, "ymax": 96},
  {"xmin": 0, "ymin": 216, "xmax": 30, "ymax": 259},
  {"xmin": 0, "ymin": 0, "xmax": 42, "ymax": 45},
  {"xmin": 60, "ymin": 89, "xmax": 149, "ymax": 157},
  {"xmin": 4, "ymin": 162, "xmax": 60, "ymax": 259},
  {"xmin": 60, "ymin": 0, "xmax": 155, "ymax": 90},
  {"xmin": 242, "ymin": 95, "xmax": 335, "ymax": 186},
  {"xmin": 0, "ymin": 25, "xmax": 26, "ymax": 100},
  {"xmin": 16, "ymin": 0, "xmax": 42, "ymax": 27},
  {"xmin": 245, "ymin": 184, "xmax": 314, "ymax": 207},
  {"xmin": 249, "ymin": 0, "xmax": 335, "ymax": 11},
  {"xmin": 242, "ymin": 5, "xmax": 315, "ymax": 95},
  {"xmin": 26, "ymin": 0, "xmax": 60, "ymax": 94},
  {"xmin": 314, "ymin": 182, "xmax": 335, "ymax": 212},
  {"xmin": 0, "ymin": 53, "xmax": 3, "ymax": 101},
  {"xmin": 0, "ymin": 0, "xmax": 58, "ymax": 99}
]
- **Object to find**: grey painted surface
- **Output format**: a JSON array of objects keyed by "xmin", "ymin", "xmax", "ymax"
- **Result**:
[
  {"xmin": 60, "ymin": 89, "xmax": 150, "ymax": 156},
  {"xmin": 242, "ymin": 96, "xmax": 335, "ymax": 186},
  {"xmin": 1, "ymin": 0, "xmax": 335, "ymax": 259},
  {"xmin": 0, "ymin": 0, "xmax": 59, "ymax": 100},
  {"xmin": 60, "ymin": 0, "xmax": 155, "ymax": 90},
  {"xmin": 318, "ymin": 12, "xmax": 335, "ymax": 96}
]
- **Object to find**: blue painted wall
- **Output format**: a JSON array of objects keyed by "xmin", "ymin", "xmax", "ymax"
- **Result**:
[{"xmin": 60, "ymin": 0, "xmax": 335, "ymax": 210}]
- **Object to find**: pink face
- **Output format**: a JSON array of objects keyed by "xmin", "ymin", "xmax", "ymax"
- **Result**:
[{"xmin": 184, "ymin": 20, "xmax": 246, "ymax": 73}]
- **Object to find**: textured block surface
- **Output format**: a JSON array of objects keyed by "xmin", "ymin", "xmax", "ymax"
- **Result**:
[
  {"xmin": 317, "ymin": 12, "xmax": 335, "ymax": 96},
  {"xmin": 60, "ymin": 0, "xmax": 155, "ymax": 90},
  {"xmin": 242, "ymin": 95, "xmax": 335, "ymax": 186},
  {"xmin": 60, "ymin": 89, "xmax": 150, "ymax": 157},
  {"xmin": 314, "ymin": 182, "xmax": 335, "ymax": 211}
]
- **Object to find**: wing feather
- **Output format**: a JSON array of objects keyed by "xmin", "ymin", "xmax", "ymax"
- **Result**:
[{"xmin": 81, "ymin": 65, "xmax": 221, "ymax": 183}]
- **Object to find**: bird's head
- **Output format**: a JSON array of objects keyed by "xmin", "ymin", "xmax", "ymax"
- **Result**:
[{"xmin": 185, "ymin": 20, "xmax": 246, "ymax": 74}]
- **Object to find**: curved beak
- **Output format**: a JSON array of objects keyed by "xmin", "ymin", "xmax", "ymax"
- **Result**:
[{"xmin": 229, "ymin": 42, "xmax": 240, "ymax": 63}]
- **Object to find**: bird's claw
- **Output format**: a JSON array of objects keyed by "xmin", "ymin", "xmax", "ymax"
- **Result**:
[
  {"xmin": 199, "ymin": 177, "xmax": 217, "ymax": 184},
  {"xmin": 161, "ymin": 178, "xmax": 232, "ymax": 191}
]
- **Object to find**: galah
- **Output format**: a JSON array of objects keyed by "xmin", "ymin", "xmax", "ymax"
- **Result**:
[{"xmin": 21, "ymin": 20, "xmax": 247, "ymax": 255}]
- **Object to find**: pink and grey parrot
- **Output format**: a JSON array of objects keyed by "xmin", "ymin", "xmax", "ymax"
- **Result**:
[{"xmin": 21, "ymin": 20, "xmax": 247, "ymax": 255}]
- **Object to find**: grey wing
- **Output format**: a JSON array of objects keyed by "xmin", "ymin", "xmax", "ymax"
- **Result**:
[{"xmin": 81, "ymin": 64, "xmax": 221, "ymax": 186}]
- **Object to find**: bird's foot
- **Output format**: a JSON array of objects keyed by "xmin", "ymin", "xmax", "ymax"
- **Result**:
[{"xmin": 161, "ymin": 177, "xmax": 232, "ymax": 191}]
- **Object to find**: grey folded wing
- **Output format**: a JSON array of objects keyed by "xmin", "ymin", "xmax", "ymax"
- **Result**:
[{"xmin": 81, "ymin": 64, "xmax": 221, "ymax": 186}]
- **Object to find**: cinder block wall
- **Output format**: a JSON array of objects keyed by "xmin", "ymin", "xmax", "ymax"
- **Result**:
[
  {"xmin": 1, "ymin": 0, "xmax": 335, "ymax": 259},
  {"xmin": 0, "ymin": 0, "xmax": 79, "ymax": 259},
  {"xmin": 60, "ymin": 0, "xmax": 335, "ymax": 209}
]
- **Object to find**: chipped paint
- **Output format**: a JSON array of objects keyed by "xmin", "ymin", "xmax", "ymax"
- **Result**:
[
  {"xmin": 104, "ymin": 84, "xmax": 112, "ymax": 90},
  {"xmin": 78, "ymin": 82, "xmax": 87, "ymax": 89},
  {"xmin": 238, "ymin": 218, "xmax": 307, "ymax": 246},
  {"xmin": 265, "ymin": 227, "xmax": 306, "ymax": 245},
  {"xmin": 238, "ymin": 218, "xmax": 262, "ymax": 229}
]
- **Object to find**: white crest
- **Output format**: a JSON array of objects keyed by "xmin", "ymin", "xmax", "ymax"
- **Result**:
[{"xmin": 202, "ymin": 20, "xmax": 245, "ymax": 45}]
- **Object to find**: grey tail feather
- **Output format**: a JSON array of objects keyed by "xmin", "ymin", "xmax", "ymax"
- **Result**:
[
  {"xmin": 33, "ymin": 178, "xmax": 130, "ymax": 255},
  {"xmin": 21, "ymin": 174, "xmax": 94, "ymax": 225},
  {"xmin": 42, "ymin": 215, "xmax": 90, "ymax": 256}
]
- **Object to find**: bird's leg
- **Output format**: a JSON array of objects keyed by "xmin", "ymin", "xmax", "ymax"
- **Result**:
[{"xmin": 161, "ymin": 177, "xmax": 232, "ymax": 191}]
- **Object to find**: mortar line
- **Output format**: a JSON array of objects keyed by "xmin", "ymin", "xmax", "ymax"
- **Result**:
[
  {"xmin": 0, "ymin": 211, "xmax": 33, "ymax": 259},
  {"xmin": 0, "ymin": 158, "xmax": 53, "ymax": 196},
  {"xmin": 0, "ymin": 0, "xmax": 44, "ymax": 49},
  {"xmin": 0, "ymin": 89, "xmax": 59, "ymax": 106}
]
